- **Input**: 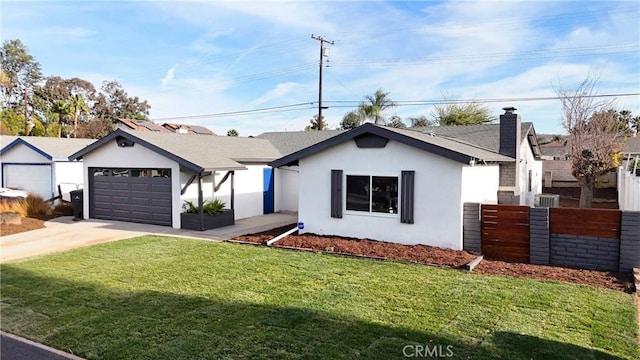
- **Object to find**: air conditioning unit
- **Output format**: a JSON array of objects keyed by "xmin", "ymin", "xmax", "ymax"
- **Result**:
[{"xmin": 535, "ymin": 194, "xmax": 560, "ymax": 208}]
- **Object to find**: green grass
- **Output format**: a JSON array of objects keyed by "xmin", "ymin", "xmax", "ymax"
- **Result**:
[{"xmin": 1, "ymin": 236, "xmax": 638, "ymax": 360}]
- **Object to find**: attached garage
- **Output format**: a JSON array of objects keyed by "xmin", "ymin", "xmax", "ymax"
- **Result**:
[
  {"xmin": 90, "ymin": 168, "xmax": 172, "ymax": 226},
  {"xmin": 69, "ymin": 129, "xmax": 282, "ymax": 229}
]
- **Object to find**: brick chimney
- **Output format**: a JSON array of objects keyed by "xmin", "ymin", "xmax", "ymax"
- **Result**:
[
  {"xmin": 499, "ymin": 106, "xmax": 521, "ymax": 159},
  {"xmin": 497, "ymin": 106, "xmax": 521, "ymax": 205}
]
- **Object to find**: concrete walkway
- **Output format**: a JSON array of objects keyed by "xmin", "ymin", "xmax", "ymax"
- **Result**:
[
  {"xmin": 0, "ymin": 212, "xmax": 297, "ymax": 263},
  {"xmin": 1, "ymin": 331, "xmax": 84, "ymax": 360}
]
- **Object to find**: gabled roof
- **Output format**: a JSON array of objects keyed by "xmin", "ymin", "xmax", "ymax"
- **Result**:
[
  {"xmin": 256, "ymin": 130, "xmax": 345, "ymax": 156},
  {"xmin": 270, "ymin": 123, "xmax": 514, "ymax": 168},
  {"xmin": 69, "ymin": 129, "xmax": 282, "ymax": 173},
  {"xmin": 411, "ymin": 122, "xmax": 541, "ymax": 158},
  {"xmin": 1, "ymin": 136, "xmax": 95, "ymax": 161},
  {"xmin": 162, "ymin": 123, "xmax": 216, "ymax": 135}
]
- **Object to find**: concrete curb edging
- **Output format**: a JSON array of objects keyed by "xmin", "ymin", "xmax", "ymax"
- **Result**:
[
  {"xmin": 0, "ymin": 331, "xmax": 85, "ymax": 360},
  {"xmin": 465, "ymin": 255, "xmax": 484, "ymax": 272}
]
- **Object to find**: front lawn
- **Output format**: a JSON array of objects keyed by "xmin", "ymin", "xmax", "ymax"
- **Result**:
[{"xmin": 1, "ymin": 236, "xmax": 638, "ymax": 359}]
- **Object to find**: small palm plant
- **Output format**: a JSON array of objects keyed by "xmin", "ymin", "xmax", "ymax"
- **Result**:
[{"xmin": 183, "ymin": 199, "xmax": 226, "ymax": 215}]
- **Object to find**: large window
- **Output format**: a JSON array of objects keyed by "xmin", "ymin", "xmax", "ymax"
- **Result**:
[{"xmin": 346, "ymin": 175, "xmax": 398, "ymax": 214}]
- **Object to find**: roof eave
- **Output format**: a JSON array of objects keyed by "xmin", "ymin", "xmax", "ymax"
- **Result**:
[
  {"xmin": 69, "ymin": 129, "xmax": 204, "ymax": 173},
  {"xmin": 271, "ymin": 123, "xmax": 480, "ymax": 168},
  {"xmin": 0, "ymin": 138, "xmax": 53, "ymax": 160}
]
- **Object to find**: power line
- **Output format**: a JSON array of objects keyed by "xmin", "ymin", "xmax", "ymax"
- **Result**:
[
  {"xmin": 151, "ymin": 93, "xmax": 640, "ymax": 122},
  {"xmin": 152, "ymin": 102, "xmax": 315, "ymax": 121}
]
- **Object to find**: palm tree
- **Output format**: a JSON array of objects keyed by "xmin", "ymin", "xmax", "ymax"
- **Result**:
[
  {"xmin": 358, "ymin": 89, "xmax": 396, "ymax": 125},
  {"xmin": 51, "ymin": 99, "xmax": 71, "ymax": 137},
  {"xmin": 68, "ymin": 94, "xmax": 89, "ymax": 137}
]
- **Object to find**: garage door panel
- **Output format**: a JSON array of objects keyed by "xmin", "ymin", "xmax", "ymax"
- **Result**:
[
  {"xmin": 93, "ymin": 194, "xmax": 110, "ymax": 202},
  {"xmin": 111, "ymin": 183, "xmax": 130, "ymax": 191},
  {"xmin": 151, "ymin": 198, "xmax": 171, "ymax": 207},
  {"xmin": 111, "ymin": 196, "xmax": 130, "ymax": 204},
  {"xmin": 151, "ymin": 184, "xmax": 171, "ymax": 192},
  {"xmin": 131, "ymin": 183, "xmax": 150, "ymax": 192},
  {"xmin": 90, "ymin": 167, "xmax": 172, "ymax": 226},
  {"xmin": 93, "ymin": 182, "xmax": 111, "ymax": 190},
  {"xmin": 131, "ymin": 197, "xmax": 151, "ymax": 209}
]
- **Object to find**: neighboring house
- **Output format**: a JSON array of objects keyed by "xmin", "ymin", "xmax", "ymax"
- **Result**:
[
  {"xmin": 621, "ymin": 134, "xmax": 640, "ymax": 163},
  {"xmin": 68, "ymin": 129, "xmax": 281, "ymax": 228},
  {"xmin": 257, "ymin": 130, "xmax": 345, "ymax": 212},
  {"xmin": 116, "ymin": 119, "xmax": 169, "ymax": 132},
  {"xmin": 270, "ymin": 108, "xmax": 543, "ymax": 250},
  {"xmin": 539, "ymin": 134, "xmax": 631, "ymax": 188},
  {"xmin": 162, "ymin": 123, "xmax": 216, "ymax": 135},
  {"xmin": 0, "ymin": 136, "xmax": 95, "ymax": 200},
  {"xmin": 116, "ymin": 119, "xmax": 216, "ymax": 135}
]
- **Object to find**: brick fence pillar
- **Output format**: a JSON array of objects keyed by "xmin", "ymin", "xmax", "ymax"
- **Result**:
[
  {"xmin": 530, "ymin": 207, "xmax": 549, "ymax": 265},
  {"xmin": 619, "ymin": 211, "xmax": 640, "ymax": 272},
  {"xmin": 463, "ymin": 203, "xmax": 481, "ymax": 253}
]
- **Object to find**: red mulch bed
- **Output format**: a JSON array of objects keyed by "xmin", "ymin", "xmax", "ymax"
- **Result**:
[
  {"xmin": 475, "ymin": 260, "xmax": 634, "ymax": 293},
  {"xmin": 0, "ymin": 217, "xmax": 45, "ymax": 236},
  {"xmin": 232, "ymin": 224, "xmax": 635, "ymax": 293}
]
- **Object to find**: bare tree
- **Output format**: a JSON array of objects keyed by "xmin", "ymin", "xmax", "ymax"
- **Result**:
[{"xmin": 556, "ymin": 77, "xmax": 625, "ymax": 208}]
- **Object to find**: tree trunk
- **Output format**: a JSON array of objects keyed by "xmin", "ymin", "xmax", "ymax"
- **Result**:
[
  {"xmin": 73, "ymin": 112, "xmax": 78, "ymax": 138},
  {"xmin": 579, "ymin": 178, "xmax": 594, "ymax": 208},
  {"xmin": 58, "ymin": 114, "xmax": 63, "ymax": 138}
]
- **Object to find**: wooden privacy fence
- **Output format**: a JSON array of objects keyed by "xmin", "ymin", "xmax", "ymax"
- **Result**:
[
  {"xmin": 481, "ymin": 204, "xmax": 530, "ymax": 262},
  {"xmin": 549, "ymin": 207, "xmax": 621, "ymax": 239}
]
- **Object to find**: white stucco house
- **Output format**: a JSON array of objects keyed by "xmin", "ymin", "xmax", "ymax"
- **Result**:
[
  {"xmin": 68, "ymin": 129, "xmax": 281, "ymax": 229},
  {"xmin": 269, "ymin": 107, "xmax": 542, "ymax": 250},
  {"xmin": 0, "ymin": 136, "xmax": 95, "ymax": 201}
]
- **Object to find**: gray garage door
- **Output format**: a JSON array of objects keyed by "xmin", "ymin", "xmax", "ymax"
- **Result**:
[{"xmin": 90, "ymin": 168, "xmax": 172, "ymax": 226}]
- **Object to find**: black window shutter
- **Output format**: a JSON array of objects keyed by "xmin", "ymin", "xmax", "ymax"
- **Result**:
[
  {"xmin": 331, "ymin": 170, "xmax": 343, "ymax": 218},
  {"xmin": 401, "ymin": 171, "xmax": 415, "ymax": 224}
]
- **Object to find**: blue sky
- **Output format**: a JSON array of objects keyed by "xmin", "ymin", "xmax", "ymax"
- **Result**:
[{"xmin": 2, "ymin": 0, "xmax": 639, "ymax": 136}]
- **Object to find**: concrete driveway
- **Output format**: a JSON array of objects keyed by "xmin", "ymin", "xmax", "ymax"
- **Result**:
[{"xmin": 0, "ymin": 213, "xmax": 297, "ymax": 263}]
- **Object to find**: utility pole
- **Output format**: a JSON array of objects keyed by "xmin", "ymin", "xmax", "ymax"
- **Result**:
[
  {"xmin": 23, "ymin": 87, "xmax": 29, "ymax": 136},
  {"xmin": 311, "ymin": 34, "xmax": 333, "ymax": 130}
]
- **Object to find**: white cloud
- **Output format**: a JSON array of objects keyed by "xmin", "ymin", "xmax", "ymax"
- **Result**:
[
  {"xmin": 161, "ymin": 64, "xmax": 178, "ymax": 90},
  {"xmin": 251, "ymin": 82, "xmax": 304, "ymax": 106}
]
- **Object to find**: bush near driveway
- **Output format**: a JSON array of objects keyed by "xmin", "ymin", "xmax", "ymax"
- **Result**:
[{"xmin": 1, "ymin": 236, "xmax": 638, "ymax": 359}]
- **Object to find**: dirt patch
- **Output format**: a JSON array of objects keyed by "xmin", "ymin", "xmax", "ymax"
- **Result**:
[
  {"xmin": 233, "ymin": 224, "xmax": 634, "ymax": 293},
  {"xmin": 0, "ymin": 217, "xmax": 45, "ymax": 236}
]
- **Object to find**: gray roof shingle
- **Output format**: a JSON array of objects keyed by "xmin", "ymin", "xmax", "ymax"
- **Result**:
[
  {"xmin": 1, "ymin": 136, "xmax": 95, "ymax": 160},
  {"xmin": 622, "ymin": 135, "xmax": 640, "ymax": 154},
  {"xmin": 256, "ymin": 130, "xmax": 345, "ymax": 156},
  {"xmin": 410, "ymin": 122, "xmax": 535, "ymax": 153},
  {"xmin": 70, "ymin": 129, "xmax": 282, "ymax": 172},
  {"xmin": 270, "ymin": 123, "xmax": 515, "ymax": 168},
  {"xmin": 384, "ymin": 126, "xmax": 514, "ymax": 162}
]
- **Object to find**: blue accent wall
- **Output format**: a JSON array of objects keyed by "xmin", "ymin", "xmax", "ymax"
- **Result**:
[{"xmin": 263, "ymin": 168, "xmax": 274, "ymax": 214}]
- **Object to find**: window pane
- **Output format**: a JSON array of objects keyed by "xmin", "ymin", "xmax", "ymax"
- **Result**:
[
  {"xmin": 372, "ymin": 176, "xmax": 398, "ymax": 213},
  {"xmin": 346, "ymin": 175, "xmax": 370, "ymax": 211}
]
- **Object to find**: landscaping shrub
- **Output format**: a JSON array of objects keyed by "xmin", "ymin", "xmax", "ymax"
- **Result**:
[
  {"xmin": 53, "ymin": 202, "xmax": 74, "ymax": 216},
  {"xmin": 25, "ymin": 194, "xmax": 51, "ymax": 218},
  {"xmin": 184, "ymin": 199, "xmax": 226, "ymax": 215},
  {"xmin": 0, "ymin": 198, "xmax": 28, "ymax": 217}
]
